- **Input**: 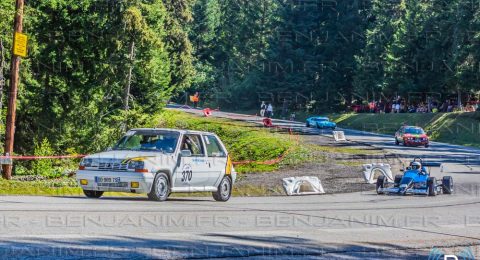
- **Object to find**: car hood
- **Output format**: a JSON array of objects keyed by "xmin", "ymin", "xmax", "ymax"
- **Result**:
[{"xmin": 84, "ymin": 150, "xmax": 172, "ymax": 160}]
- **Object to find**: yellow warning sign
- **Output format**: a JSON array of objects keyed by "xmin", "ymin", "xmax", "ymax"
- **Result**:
[{"xmin": 13, "ymin": 32, "xmax": 27, "ymax": 57}]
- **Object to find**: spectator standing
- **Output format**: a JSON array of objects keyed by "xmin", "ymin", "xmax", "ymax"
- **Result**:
[
  {"xmin": 290, "ymin": 112, "xmax": 296, "ymax": 121},
  {"xmin": 266, "ymin": 103, "xmax": 273, "ymax": 118},
  {"xmin": 260, "ymin": 101, "xmax": 266, "ymax": 117},
  {"xmin": 395, "ymin": 102, "xmax": 401, "ymax": 113},
  {"xmin": 193, "ymin": 92, "xmax": 200, "ymax": 108}
]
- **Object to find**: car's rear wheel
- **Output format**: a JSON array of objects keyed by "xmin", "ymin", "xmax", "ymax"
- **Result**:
[
  {"xmin": 393, "ymin": 175, "xmax": 402, "ymax": 188},
  {"xmin": 148, "ymin": 172, "xmax": 170, "ymax": 201},
  {"xmin": 425, "ymin": 143, "xmax": 430, "ymax": 148},
  {"xmin": 213, "ymin": 176, "xmax": 232, "ymax": 202},
  {"xmin": 442, "ymin": 176, "xmax": 453, "ymax": 194},
  {"xmin": 83, "ymin": 190, "xmax": 104, "ymax": 198},
  {"xmin": 306, "ymin": 122, "xmax": 310, "ymax": 127},
  {"xmin": 376, "ymin": 175, "xmax": 385, "ymax": 194},
  {"xmin": 427, "ymin": 177, "xmax": 437, "ymax": 196}
]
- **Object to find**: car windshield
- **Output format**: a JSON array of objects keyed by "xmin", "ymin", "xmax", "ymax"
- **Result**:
[
  {"xmin": 405, "ymin": 128, "xmax": 425, "ymax": 134},
  {"xmin": 113, "ymin": 130, "xmax": 180, "ymax": 153}
]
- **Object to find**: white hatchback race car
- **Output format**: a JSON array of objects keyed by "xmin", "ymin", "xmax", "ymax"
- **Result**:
[{"xmin": 76, "ymin": 128, "xmax": 236, "ymax": 202}]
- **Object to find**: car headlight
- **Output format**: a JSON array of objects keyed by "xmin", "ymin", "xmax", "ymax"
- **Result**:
[
  {"xmin": 80, "ymin": 158, "xmax": 93, "ymax": 167},
  {"xmin": 128, "ymin": 160, "xmax": 145, "ymax": 170}
]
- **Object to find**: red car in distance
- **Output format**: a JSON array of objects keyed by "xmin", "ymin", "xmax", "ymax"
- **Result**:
[{"xmin": 395, "ymin": 126, "xmax": 430, "ymax": 148}]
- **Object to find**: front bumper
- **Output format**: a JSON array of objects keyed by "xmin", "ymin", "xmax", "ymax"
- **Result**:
[
  {"xmin": 76, "ymin": 170, "xmax": 154, "ymax": 193},
  {"xmin": 404, "ymin": 140, "xmax": 429, "ymax": 146},
  {"xmin": 378, "ymin": 187, "xmax": 428, "ymax": 195}
]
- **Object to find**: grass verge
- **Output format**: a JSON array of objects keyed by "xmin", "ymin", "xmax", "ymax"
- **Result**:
[{"xmin": 156, "ymin": 110, "xmax": 315, "ymax": 173}]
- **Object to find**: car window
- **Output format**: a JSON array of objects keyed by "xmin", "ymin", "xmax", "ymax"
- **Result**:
[
  {"xmin": 180, "ymin": 134, "xmax": 205, "ymax": 156},
  {"xmin": 405, "ymin": 128, "xmax": 424, "ymax": 134},
  {"xmin": 113, "ymin": 130, "xmax": 179, "ymax": 153},
  {"xmin": 204, "ymin": 135, "xmax": 226, "ymax": 157}
]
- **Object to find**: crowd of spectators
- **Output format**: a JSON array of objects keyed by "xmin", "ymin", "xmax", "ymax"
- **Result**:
[{"xmin": 351, "ymin": 97, "xmax": 480, "ymax": 114}]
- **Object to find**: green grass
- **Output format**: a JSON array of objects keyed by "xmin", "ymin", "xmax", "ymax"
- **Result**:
[
  {"xmin": 156, "ymin": 110, "xmax": 311, "ymax": 173},
  {"xmin": 326, "ymin": 112, "xmax": 480, "ymax": 148},
  {"xmin": 0, "ymin": 177, "xmax": 282, "ymax": 197}
]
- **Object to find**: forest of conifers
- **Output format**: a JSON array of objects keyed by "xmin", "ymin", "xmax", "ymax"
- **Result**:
[{"xmin": 0, "ymin": 0, "xmax": 479, "ymax": 156}]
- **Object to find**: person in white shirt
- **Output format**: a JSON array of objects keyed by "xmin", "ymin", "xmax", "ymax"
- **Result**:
[
  {"xmin": 260, "ymin": 101, "xmax": 266, "ymax": 117},
  {"xmin": 266, "ymin": 103, "xmax": 273, "ymax": 118}
]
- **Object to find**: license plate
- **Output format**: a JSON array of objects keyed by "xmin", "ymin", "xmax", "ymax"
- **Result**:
[{"xmin": 95, "ymin": 177, "xmax": 121, "ymax": 183}]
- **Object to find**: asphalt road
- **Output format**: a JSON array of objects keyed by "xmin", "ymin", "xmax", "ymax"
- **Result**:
[{"xmin": 1, "ymin": 107, "xmax": 479, "ymax": 259}]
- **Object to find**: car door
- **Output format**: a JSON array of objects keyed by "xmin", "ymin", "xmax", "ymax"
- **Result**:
[
  {"xmin": 203, "ymin": 135, "xmax": 228, "ymax": 186},
  {"xmin": 174, "ymin": 134, "xmax": 211, "ymax": 190}
]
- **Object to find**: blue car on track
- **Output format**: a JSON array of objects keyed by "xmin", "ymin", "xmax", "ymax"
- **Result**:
[
  {"xmin": 306, "ymin": 116, "xmax": 337, "ymax": 129},
  {"xmin": 376, "ymin": 158, "xmax": 453, "ymax": 196}
]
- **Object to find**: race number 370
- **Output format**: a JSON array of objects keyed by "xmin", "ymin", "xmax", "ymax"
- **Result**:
[{"xmin": 181, "ymin": 164, "xmax": 193, "ymax": 183}]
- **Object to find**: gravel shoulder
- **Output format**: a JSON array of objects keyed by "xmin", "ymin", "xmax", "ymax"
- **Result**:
[{"xmin": 234, "ymin": 132, "xmax": 403, "ymax": 196}]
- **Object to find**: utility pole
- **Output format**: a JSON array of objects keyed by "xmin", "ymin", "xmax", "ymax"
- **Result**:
[{"xmin": 3, "ymin": 0, "xmax": 25, "ymax": 179}]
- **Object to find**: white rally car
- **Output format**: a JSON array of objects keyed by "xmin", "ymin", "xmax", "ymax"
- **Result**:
[{"xmin": 76, "ymin": 128, "xmax": 236, "ymax": 202}]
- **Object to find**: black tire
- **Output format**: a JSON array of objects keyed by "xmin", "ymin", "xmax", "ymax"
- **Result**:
[
  {"xmin": 425, "ymin": 143, "xmax": 430, "ymax": 148},
  {"xmin": 394, "ymin": 175, "xmax": 402, "ymax": 187},
  {"xmin": 306, "ymin": 122, "xmax": 310, "ymax": 127},
  {"xmin": 376, "ymin": 175, "xmax": 385, "ymax": 194},
  {"xmin": 395, "ymin": 138, "xmax": 399, "ymax": 145},
  {"xmin": 83, "ymin": 190, "xmax": 104, "ymax": 198},
  {"xmin": 148, "ymin": 172, "xmax": 170, "ymax": 201},
  {"xmin": 403, "ymin": 141, "xmax": 407, "ymax": 146},
  {"xmin": 442, "ymin": 176, "xmax": 453, "ymax": 194},
  {"xmin": 212, "ymin": 176, "xmax": 232, "ymax": 202},
  {"xmin": 427, "ymin": 177, "xmax": 437, "ymax": 196}
]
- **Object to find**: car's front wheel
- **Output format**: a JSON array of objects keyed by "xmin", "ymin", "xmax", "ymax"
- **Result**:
[
  {"xmin": 395, "ymin": 138, "xmax": 399, "ymax": 145},
  {"xmin": 148, "ymin": 172, "xmax": 170, "ymax": 201},
  {"xmin": 442, "ymin": 176, "xmax": 453, "ymax": 194},
  {"xmin": 83, "ymin": 190, "xmax": 104, "ymax": 199},
  {"xmin": 213, "ymin": 176, "xmax": 232, "ymax": 202}
]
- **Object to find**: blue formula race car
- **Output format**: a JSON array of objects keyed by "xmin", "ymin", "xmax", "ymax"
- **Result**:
[
  {"xmin": 305, "ymin": 116, "xmax": 337, "ymax": 129},
  {"xmin": 376, "ymin": 158, "xmax": 453, "ymax": 196}
]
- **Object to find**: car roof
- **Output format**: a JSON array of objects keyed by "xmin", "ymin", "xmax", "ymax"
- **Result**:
[
  {"xmin": 404, "ymin": 126, "xmax": 423, "ymax": 130},
  {"xmin": 130, "ymin": 128, "xmax": 216, "ymax": 135},
  {"xmin": 309, "ymin": 116, "xmax": 329, "ymax": 120}
]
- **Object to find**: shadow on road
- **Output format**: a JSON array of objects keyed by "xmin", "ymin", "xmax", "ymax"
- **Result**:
[{"xmin": 0, "ymin": 234, "xmax": 432, "ymax": 259}]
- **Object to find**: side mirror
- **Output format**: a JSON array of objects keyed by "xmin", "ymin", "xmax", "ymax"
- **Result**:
[{"xmin": 180, "ymin": 150, "xmax": 192, "ymax": 157}]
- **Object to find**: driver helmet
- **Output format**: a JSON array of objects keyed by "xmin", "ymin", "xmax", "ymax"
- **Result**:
[{"xmin": 411, "ymin": 162, "xmax": 422, "ymax": 170}]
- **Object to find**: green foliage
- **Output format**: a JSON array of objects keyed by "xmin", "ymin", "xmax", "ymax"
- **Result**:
[
  {"xmin": 31, "ymin": 138, "xmax": 59, "ymax": 178},
  {"xmin": 157, "ymin": 110, "xmax": 306, "ymax": 172}
]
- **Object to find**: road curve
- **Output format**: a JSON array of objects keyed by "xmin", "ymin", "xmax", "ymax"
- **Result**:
[{"xmin": 0, "ymin": 107, "xmax": 479, "ymax": 259}]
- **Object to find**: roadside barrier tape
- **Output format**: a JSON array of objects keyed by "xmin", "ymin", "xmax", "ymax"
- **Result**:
[{"xmin": 0, "ymin": 155, "xmax": 85, "ymax": 160}]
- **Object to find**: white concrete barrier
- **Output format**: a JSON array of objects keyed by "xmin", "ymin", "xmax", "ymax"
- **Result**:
[
  {"xmin": 333, "ymin": 131, "xmax": 346, "ymax": 142},
  {"xmin": 282, "ymin": 176, "xmax": 326, "ymax": 196},
  {"xmin": 362, "ymin": 163, "xmax": 394, "ymax": 184}
]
